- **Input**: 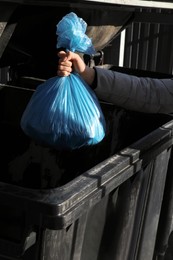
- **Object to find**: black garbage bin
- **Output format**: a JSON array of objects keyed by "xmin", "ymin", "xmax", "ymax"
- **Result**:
[
  {"xmin": 1, "ymin": 3, "xmax": 173, "ymax": 260},
  {"xmin": 0, "ymin": 70, "xmax": 173, "ymax": 260}
]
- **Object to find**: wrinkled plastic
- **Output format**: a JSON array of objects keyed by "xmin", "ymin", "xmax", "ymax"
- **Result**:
[
  {"xmin": 56, "ymin": 12, "xmax": 95, "ymax": 54},
  {"xmin": 21, "ymin": 74, "xmax": 106, "ymax": 149},
  {"xmin": 21, "ymin": 12, "xmax": 106, "ymax": 150}
]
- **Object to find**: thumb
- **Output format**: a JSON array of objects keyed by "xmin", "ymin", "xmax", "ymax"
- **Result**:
[{"xmin": 57, "ymin": 50, "xmax": 68, "ymax": 61}]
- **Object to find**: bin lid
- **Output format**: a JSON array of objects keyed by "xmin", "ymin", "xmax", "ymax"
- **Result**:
[
  {"xmin": 1, "ymin": 0, "xmax": 173, "ymax": 8},
  {"xmin": 0, "ymin": 1, "xmax": 133, "ymax": 78},
  {"xmin": 1, "ymin": 1, "xmax": 172, "ymax": 78}
]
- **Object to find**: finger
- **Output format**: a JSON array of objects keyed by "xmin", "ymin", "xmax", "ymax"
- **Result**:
[
  {"xmin": 58, "ymin": 64, "xmax": 72, "ymax": 72},
  {"xmin": 58, "ymin": 60, "xmax": 72, "ymax": 67},
  {"xmin": 57, "ymin": 70, "xmax": 71, "ymax": 77},
  {"xmin": 66, "ymin": 51, "xmax": 73, "ymax": 60},
  {"xmin": 57, "ymin": 63, "xmax": 72, "ymax": 77},
  {"xmin": 57, "ymin": 50, "xmax": 66, "ymax": 57},
  {"xmin": 57, "ymin": 51, "xmax": 68, "ymax": 61}
]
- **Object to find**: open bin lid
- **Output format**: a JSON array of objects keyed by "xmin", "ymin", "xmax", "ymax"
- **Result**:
[
  {"xmin": 84, "ymin": 0, "xmax": 173, "ymax": 9},
  {"xmin": 0, "ymin": 1, "xmax": 134, "ymax": 79},
  {"xmin": 1, "ymin": 0, "xmax": 173, "ymax": 79},
  {"xmin": 1, "ymin": 0, "xmax": 173, "ymax": 8}
]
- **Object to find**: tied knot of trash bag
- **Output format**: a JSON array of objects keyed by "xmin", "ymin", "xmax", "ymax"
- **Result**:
[{"xmin": 56, "ymin": 12, "xmax": 95, "ymax": 54}]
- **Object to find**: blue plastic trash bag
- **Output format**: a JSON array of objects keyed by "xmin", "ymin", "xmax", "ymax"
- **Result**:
[
  {"xmin": 20, "ymin": 12, "xmax": 106, "ymax": 150},
  {"xmin": 56, "ymin": 12, "xmax": 95, "ymax": 54}
]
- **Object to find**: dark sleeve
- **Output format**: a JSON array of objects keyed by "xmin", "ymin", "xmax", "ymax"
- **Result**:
[{"xmin": 94, "ymin": 67, "xmax": 173, "ymax": 114}]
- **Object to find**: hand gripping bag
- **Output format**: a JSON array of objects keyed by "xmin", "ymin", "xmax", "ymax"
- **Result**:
[{"xmin": 20, "ymin": 12, "xmax": 106, "ymax": 150}]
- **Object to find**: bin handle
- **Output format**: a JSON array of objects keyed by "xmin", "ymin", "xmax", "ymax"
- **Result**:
[{"xmin": 0, "ymin": 231, "xmax": 36, "ymax": 259}]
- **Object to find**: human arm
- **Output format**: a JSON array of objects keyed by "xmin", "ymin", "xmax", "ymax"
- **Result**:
[
  {"xmin": 94, "ymin": 67, "xmax": 173, "ymax": 114},
  {"xmin": 57, "ymin": 51, "xmax": 173, "ymax": 114}
]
